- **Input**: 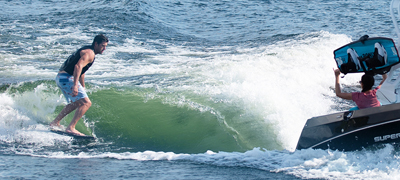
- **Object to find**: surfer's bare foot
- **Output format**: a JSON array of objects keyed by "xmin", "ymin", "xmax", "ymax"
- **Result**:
[
  {"xmin": 66, "ymin": 129, "xmax": 86, "ymax": 136},
  {"xmin": 49, "ymin": 123, "xmax": 65, "ymax": 131}
]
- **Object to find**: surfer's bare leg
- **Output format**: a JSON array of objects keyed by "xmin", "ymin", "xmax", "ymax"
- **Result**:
[
  {"xmin": 50, "ymin": 102, "xmax": 79, "ymax": 128},
  {"xmin": 65, "ymin": 97, "xmax": 92, "ymax": 136}
]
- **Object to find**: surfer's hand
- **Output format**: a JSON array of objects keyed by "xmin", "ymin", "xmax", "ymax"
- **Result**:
[{"xmin": 72, "ymin": 85, "xmax": 79, "ymax": 97}]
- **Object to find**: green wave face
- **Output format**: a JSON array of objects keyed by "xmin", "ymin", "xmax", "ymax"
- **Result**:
[
  {"xmin": 87, "ymin": 88, "xmax": 261, "ymax": 153},
  {"xmin": 89, "ymin": 91, "xmax": 225, "ymax": 153},
  {"xmin": 2, "ymin": 80, "xmax": 282, "ymax": 154}
]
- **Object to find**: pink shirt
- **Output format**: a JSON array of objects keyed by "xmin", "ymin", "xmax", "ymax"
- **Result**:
[{"xmin": 352, "ymin": 86, "xmax": 381, "ymax": 109}]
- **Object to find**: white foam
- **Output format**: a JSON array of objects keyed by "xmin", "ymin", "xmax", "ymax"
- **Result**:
[
  {"xmin": 24, "ymin": 145, "xmax": 400, "ymax": 180},
  {"xmin": 0, "ymin": 85, "xmax": 72, "ymax": 152}
]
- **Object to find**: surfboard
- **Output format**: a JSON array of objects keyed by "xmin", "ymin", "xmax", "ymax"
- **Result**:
[
  {"xmin": 334, "ymin": 36, "xmax": 400, "ymax": 74},
  {"xmin": 50, "ymin": 128, "xmax": 95, "ymax": 140}
]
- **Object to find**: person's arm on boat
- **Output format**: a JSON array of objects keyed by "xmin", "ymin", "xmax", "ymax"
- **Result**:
[
  {"xmin": 377, "ymin": 73, "xmax": 387, "ymax": 88},
  {"xmin": 334, "ymin": 69, "xmax": 352, "ymax": 100}
]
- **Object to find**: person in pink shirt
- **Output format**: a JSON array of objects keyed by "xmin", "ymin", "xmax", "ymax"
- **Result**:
[{"xmin": 334, "ymin": 69, "xmax": 387, "ymax": 110}]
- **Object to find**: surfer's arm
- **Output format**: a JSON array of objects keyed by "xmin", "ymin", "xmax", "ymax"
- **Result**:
[
  {"xmin": 80, "ymin": 73, "xmax": 85, "ymax": 88},
  {"xmin": 334, "ymin": 69, "xmax": 353, "ymax": 100},
  {"xmin": 377, "ymin": 73, "xmax": 387, "ymax": 88},
  {"xmin": 72, "ymin": 49, "xmax": 94, "ymax": 96}
]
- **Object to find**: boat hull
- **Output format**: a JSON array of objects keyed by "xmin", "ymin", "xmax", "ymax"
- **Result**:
[{"xmin": 296, "ymin": 103, "xmax": 400, "ymax": 151}]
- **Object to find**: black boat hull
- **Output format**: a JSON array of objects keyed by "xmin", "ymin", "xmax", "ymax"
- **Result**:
[{"xmin": 296, "ymin": 103, "xmax": 400, "ymax": 151}]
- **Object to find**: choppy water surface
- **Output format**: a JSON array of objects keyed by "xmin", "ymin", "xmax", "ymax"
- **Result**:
[{"xmin": 1, "ymin": 0, "xmax": 400, "ymax": 179}]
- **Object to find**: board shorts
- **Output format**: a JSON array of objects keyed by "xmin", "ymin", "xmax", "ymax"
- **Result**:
[{"xmin": 56, "ymin": 73, "xmax": 88, "ymax": 103}]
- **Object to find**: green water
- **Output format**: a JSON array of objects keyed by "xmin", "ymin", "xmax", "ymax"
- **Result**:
[
  {"xmin": 87, "ymin": 89, "xmax": 244, "ymax": 153},
  {"xmin": 2, "ymin": 81, "xmax": 282, "ymax": 153}
]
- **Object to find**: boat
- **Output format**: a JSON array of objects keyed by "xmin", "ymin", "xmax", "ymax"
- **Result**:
[
  {"xmin": 296, "ymin": 103, "xmax": 400, "ymax": 151},
  {"xmin": 296, "ymin": 0, "xmax": 400, "ymax": 151}
]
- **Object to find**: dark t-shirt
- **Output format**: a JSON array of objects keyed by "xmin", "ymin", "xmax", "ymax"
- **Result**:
[{"xmin": 59, "ymin": 46, "xmax": 95, "ymax": 76}]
